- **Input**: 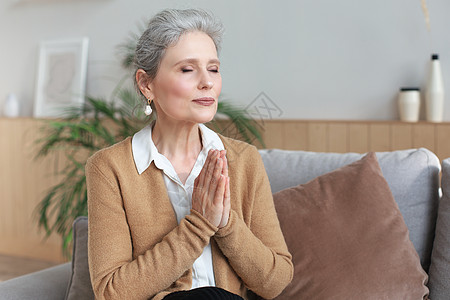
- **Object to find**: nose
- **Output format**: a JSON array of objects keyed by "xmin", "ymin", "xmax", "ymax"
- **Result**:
[{"xmin": 198, "ymin": 70, "xmax": 213, "ymax": 90}]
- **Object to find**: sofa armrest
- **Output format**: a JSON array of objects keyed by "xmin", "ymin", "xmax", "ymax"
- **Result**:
[{"xmin": 0, "ymin": 262, "xmax": 71, "ymax": 300}]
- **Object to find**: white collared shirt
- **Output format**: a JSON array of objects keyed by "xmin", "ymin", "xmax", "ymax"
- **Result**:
[{"xmin": 131, "ymin": 120, "xmax": 224, "ymax": 289}]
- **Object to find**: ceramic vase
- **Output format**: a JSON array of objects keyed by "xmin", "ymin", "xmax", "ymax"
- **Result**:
[
  {"xmin": 398, "ymin": 88, "xmax": 420, "ymax": 122},
  {"xmin": 3, "ymin": 93, "xmax": 20, "ymax": 117},
  {"xmin": 425, "ymin": 54, "xmax": 445, "ymax": 122}
]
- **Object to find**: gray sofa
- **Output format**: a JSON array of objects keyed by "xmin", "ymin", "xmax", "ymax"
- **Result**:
[{"xmin": 1, "ymin": 148, "xmax": 449, "ymax": 299}]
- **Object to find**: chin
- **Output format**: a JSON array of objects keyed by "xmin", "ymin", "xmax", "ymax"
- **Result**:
[
  {"xmin": 193, "ymin": 110, "xmax": 216, "ymax": 124},
  {"xmin": 196, "ymin": 115, "xmax": 215, "ymax": 124}
]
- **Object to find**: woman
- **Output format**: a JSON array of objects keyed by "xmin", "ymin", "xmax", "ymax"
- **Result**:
[{"xmin": 86, "ymin": 8, "xmax": 293, "ymax": 300}]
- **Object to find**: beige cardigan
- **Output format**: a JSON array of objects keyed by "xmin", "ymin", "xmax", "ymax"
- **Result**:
[{"xmin": 86, "ymin": 134, "xmax": 293, "ymax": 300}]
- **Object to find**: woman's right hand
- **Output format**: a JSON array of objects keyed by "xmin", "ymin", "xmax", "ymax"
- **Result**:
[{"xmin": 192, "ymin": 149, "xmax": 228, "ymax": 228}]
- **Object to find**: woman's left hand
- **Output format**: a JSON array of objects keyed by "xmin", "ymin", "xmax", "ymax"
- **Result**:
[
  {"xmin": 218, "ymin": 150, "xmax": 230, "ymax": 228},
  {"xmin": 192, "ymin": 149, "xmax": 230, "ymax": 228}
]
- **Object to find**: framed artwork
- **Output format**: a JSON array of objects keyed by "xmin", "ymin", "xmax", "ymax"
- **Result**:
[{"xmin": 34, "ymin": 37, "xmax": 89, "ymax": 117}]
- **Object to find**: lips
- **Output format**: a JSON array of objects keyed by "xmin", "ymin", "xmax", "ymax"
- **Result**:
[{"xmin": 193, "ymin": 97, "xmax": 215, "ymax": 106}]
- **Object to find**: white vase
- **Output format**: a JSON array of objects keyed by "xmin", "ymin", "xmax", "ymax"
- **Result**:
[
  {"xmin": 398, "ymin": 88, "xmax": 420, "ymax": 122},
  {"xmin": 425, "ymin": 54, "xmax": 445, "ymax": 122},
  {"xmin": 3, "ymin": 93, "xmax": 20, "ymax": 117}
]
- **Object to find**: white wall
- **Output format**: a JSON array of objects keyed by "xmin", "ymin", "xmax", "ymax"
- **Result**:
[{"xmin": 1, "ymin": 0, "xmax": 450, "ymax": 120}]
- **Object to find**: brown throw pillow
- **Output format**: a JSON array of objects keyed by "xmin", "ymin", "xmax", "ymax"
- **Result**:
[{"xmin": 273, "ymin": 152, "xmax": 429, "ymax": 299}]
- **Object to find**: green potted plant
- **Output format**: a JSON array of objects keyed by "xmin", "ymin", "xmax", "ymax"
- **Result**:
[{"xmin": 34, "ymin": 35, "xmax": 265, "ymax": 257}]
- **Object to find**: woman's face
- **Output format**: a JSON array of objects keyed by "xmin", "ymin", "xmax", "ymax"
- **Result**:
[{"xmin": 149, "ymin": 31, "xmax": 222, "ymax": 125}]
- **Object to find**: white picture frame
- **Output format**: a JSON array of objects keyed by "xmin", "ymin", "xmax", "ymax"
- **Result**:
[{"xmin": 34, "ymin": 37, "xmax": 89, "ymax": 117}]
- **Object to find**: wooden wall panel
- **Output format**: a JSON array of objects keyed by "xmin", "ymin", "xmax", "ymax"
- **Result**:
[
  {"xmin": 436, "ymin": 124, "xmax": 450, "ymax": 161},
  {"xmin": 348, "ymin": 124, "xmax": 369, "ymax": 153},
  {"xmin": 308, "ymin": 122, "xmax": 328, "ymax": 152},
  {"xmin": 263, "ymin": 121, "xmax": 284, "ymax": 149},
  {"xmin": 413, "ymin": 124, "xmax": 435, "ymax": 152},
  {"xmin": 369, "ymin": 124, "xmax": 391, "ymax": 152},
  {"xmin": 283, "ymin": 121, "xmax": 308, "ymax": 150},
  {"xmin": 258, "ymin": 120, "xmax": 450, "ymax": 160},
  {"xmin": 328, "ymin": 123, "xmax": 348, "ymax": 153},
  {"xmin": 391, "ymin": 123, "xmax": 413, "ymax": 150},
  {"xmin": 0, "ymin": 118, "xmax": 65, "ymax": 263}
]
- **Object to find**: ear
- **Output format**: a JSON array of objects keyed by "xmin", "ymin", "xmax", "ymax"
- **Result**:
[{"xmin": 136, "ymin": 69, "xmax": 154, "ymax": 99}]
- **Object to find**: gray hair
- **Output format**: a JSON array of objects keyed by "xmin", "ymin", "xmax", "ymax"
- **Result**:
[{"xmin": 134, "ymin": 8, "xmax": 224, "ymax": 86}]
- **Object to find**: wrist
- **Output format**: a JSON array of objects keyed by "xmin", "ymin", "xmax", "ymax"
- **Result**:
[
  {"xmin": 216, "ymin": 210, "xmax": 236, "ymax": 237},
  {"xmin": 189, "ymin": 209, "xmax": 219, "ymax": 232}
]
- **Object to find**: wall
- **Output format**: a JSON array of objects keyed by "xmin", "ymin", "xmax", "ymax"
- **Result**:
[{"xmin": 1, "ymin": 0, "xmax": 450, "ymax": 120}]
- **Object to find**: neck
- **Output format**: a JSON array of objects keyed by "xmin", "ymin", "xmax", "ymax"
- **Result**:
[{"xmin": 151, "ymin": 118, "xmax": 203, "ymax": 162}]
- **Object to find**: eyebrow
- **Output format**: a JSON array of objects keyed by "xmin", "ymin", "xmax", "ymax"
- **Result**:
[{"xmin": 173, "ymin": 58, "xmax": 220, "ymax": 67}]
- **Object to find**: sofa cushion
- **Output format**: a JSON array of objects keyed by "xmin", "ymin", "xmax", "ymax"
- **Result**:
[
  {"xmin": 259, "ymin": 148, "xmax": 440, "ymax": 271},
  {"xmin": 0, "ymin": 263, "xmax": 71, "ymax": 300},
  {"xmin": 272, "ymin": 152, "xmax": 429, "ymax": 299},
  {"xmin": 428, "ymin": 158, "xmax": 450, "ymax": 299},
  {"xmin": 65, "ymin": 216, "xmax": 94, "ymax": 300}
]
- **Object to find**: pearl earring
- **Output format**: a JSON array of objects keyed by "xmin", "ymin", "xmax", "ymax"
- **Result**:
[{"xmin": 144, "ymin": 99, "xmax": 152, "ymax": 116}]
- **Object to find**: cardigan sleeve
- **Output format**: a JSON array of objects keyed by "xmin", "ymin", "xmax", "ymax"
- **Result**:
[
  {"xmin": 86, "ymin": 156, "xmax": 218, "ymax": 300},
  {"xmin": 213, "ymin": 146, "xmax": 294, "ymax": 299}
]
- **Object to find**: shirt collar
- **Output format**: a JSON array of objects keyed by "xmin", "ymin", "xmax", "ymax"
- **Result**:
[{"xmin": 132, "ymin": 121, "xmax": 224, "ymax": 175}]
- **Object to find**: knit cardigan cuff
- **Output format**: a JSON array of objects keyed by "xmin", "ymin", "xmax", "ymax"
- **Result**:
[
  {"xmin": 215, "ymin": 209, "xmax": 237, "ymax": 238},
  {"xmin": 188, "ymin": 209, "xmax": 219, "ymax": 234}
]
